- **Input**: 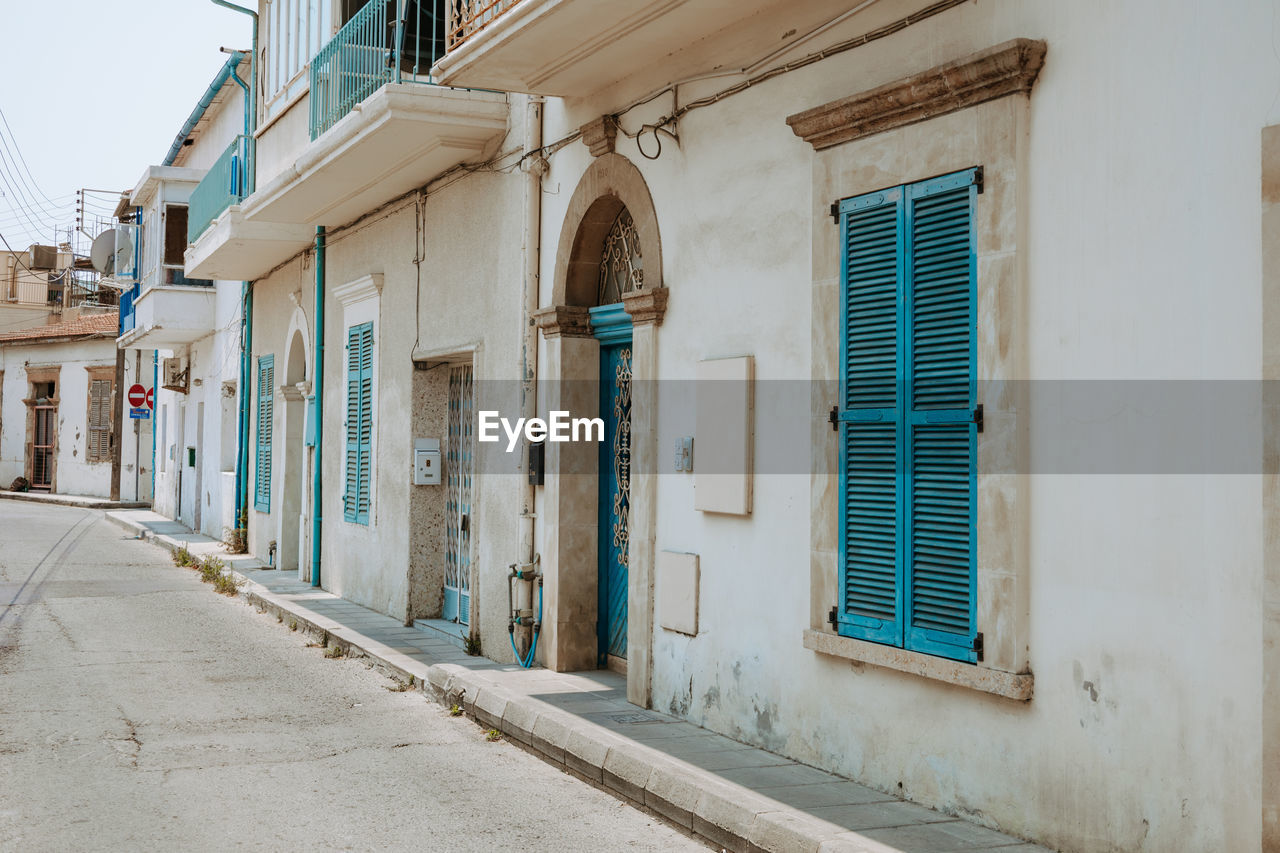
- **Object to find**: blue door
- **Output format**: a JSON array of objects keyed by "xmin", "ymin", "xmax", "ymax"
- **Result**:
[{"xmin": 592, "ymin": 304, "xmax": 632, "ymax": 665}]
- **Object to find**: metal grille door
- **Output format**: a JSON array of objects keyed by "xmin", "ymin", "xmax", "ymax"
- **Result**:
[
  {"xmin": 32, "ymin": 406, "xmax": 55, "ymax": 490},
  {"xmin": 443, "ymin": 364, "xmax": 474, "ymax": 625}
]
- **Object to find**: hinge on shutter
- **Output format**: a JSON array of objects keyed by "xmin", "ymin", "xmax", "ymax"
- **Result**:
[
  {"xmin": 973, "ymin": 404, "xmax": 983, "ymax": 433},
  {"xmin": 829, "ymin": 202, "xmax": 840, "ymax": 223},
  {"xmin": 974, "ymin": 165, "xmax": 984, "ymax": 194},
  {"xmin": 828, "ymin": 606, "xmax": 838, "ymax": 628},
  {"xmin": 829, "ymin": 406, "xmax": 839, "ymax": 432},
  {"xmin": 973, "ymin": 632, "xmax": 984, "ymax": 661}
]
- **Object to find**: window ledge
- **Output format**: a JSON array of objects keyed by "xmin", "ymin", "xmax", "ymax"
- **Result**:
[{"xmin": 803, "ymin": 629, "xmax": 1033, "ymax": 701}]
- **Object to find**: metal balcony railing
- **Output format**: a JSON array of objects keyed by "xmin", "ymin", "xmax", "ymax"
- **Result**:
[
  {"xmin": 445, "ymin": 0, "xmax": 521, "ymax": 51},
  {"xmin": 188, "ymin": 135, "xmax": 255, "ymax": 244},
  {"xmin": 309, "ymin": 0, "xmax": 447, "ymax": 141}
]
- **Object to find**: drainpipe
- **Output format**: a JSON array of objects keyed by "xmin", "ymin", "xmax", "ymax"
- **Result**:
[
  {"xmin": 210, "ymin": 0, "xmax": 258, "ymax": 140},
  {"xmin": 514, "ymin": 94, "xmax": 546, "ymax": 661},
  {"xmin": 234, "ymin": 281, "xmax": 253, "ymax": 535},
  {"xmin": 311, "ymin": 227, "xmax": 325, "ymax": 587}
]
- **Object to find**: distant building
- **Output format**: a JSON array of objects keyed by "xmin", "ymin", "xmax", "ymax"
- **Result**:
[{"xmin": 0, "ymin": 310, "xmax": 147, "ymax": 498}]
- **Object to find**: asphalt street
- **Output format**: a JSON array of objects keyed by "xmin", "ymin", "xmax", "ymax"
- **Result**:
[{"xmin": 0, "ymin": 502, "xmax": 707, "ymax": 852}]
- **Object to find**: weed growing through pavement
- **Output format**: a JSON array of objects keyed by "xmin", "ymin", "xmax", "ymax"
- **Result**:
[
  {"xmin": 464, "ymin": 634, "xmax": 481, "ymax": 656},
  {"xmin": 485, "ymin": 729, "xmax": 502, "ymax": 742},
  {"xmin": 324, "ymin": 646, "xmax": 345, "ymax": 659},
  {"xmin": 213, "ymin": 572, "xmax": 243, "ymax": 597},
  {"xmin": 289, "ymin": 619, "xmax": 298, "ymax": 631},
  {"xmin": 449, "ymin": 704, "xmax": 463, "ymax": 717},
  {"xmin": 386, "ymin": 677, "xmax": 414, "ymax": 692},
  {"xmin": 172, "ymin": 546, "xmax": 195, "ymax": 567},
  {"xmin": 199, "ymin": 556, "xmax": 226, "ymax": 583}
]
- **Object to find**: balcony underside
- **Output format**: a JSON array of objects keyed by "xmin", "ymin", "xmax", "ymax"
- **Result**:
[
  {"xmin": 244, "ymin": 83, "xmax": 508, "ymax": 228},
  {"xmin": 432, "ymin": 0, "xmax": 866, "ymax": 97},
  {"xmin": 116, "ymin": 286, "xmax": 217, "ymax": 351},
  {"xmin": 185, "ymin": 205, "xmax": 315, "ymax": 282}
]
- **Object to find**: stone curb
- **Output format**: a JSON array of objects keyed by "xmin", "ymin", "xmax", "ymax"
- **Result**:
[
  {"xmin": 0, "ymin": 490, "xmax": 150, "ymax": 510},
  {"xmin": 103, "ymin": 512, "xmax": 265, "ymax": 572}
]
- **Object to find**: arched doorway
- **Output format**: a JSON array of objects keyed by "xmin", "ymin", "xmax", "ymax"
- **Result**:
[
  {"xmin": 281, "ymin": 323, "xmax": 310, "ymax": 577},
  {"xmin": 535, "ymin": 153, "xmax": 667, "ymax": 705}
]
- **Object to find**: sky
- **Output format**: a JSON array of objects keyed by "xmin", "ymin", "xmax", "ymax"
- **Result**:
[{"xmin": 0, "ymin": 0, "xmax": 250, "ymax": 253}]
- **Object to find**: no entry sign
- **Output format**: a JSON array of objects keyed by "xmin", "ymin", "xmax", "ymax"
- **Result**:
[{"xmin": 128, "ymin": 384, "xmax": 154, "ymax": 409}]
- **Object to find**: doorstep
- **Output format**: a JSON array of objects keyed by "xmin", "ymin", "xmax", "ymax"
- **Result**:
[{"xmin": 219, "ymin": 566, "xmax": 1047, "ymax": 853}]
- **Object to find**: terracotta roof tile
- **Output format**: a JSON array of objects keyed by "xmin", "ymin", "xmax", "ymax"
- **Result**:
[{"xmin": 0, "ymin": 312, "xmax": 119, "ymax": 343}]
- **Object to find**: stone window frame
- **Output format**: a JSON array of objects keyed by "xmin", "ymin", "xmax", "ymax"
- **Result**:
[
  {"xmin": 24, "ymin": 365, "xmax": 61, "ymax": 490},
  {"xmin": 791, "ymin": 39, "xmax": 1044, "ymax": 701},
  {"xmin": 332, "ymin": 273, "xmax": 383, "ymax": 527},
  {"xmin": 84, "ymin": 365, "xmax": 116, "ymax": 464}
]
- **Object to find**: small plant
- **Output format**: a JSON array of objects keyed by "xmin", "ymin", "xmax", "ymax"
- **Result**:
[
  {"xmin": 464, "ymin": 634, "xmax": 482, "ymax": 656},
  {"xmin": 213, "ymin": 572, "xmax": 243, "ymax": 597},
  {"xmin": 449, "ymin": 704, "xmax": 463, "ymax": 717},
  {"xmin": 172, "ymin": 546, "xmax": 195, "ymax": 567},
  {"xmin": 386, "ymin": 677, "xmax": 414, "ymax": 693},
  {"xmin": 276, "ymin": 613, "xmax": 283, "ymax": 623},
  {"xmin": 199, "ymin": 556, "xmax": 226, "ymax": 583},
  {"xmin": 289, "ymin": 620, "xmax": 298, "ymax": 632},
  {"xmin": 485, "ymin": 729, "xmax": 502, "ymax": 742},
  {"xmin": 324, "ymin": 646, "xmax": 346, "ymax": 659},
  {"xmin": 223, "ymin": 526, "xmax": 248, "ymax": 555}
]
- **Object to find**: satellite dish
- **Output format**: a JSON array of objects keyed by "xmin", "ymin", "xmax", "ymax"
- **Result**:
[{"xmin": 90, "ymin": 229, "xmax": 116, "ymax": 275}]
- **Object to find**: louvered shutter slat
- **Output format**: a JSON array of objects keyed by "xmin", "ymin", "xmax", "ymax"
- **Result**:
[{"xmin": 255, "ymin": 356, "xmax": 273, "ymax": 512}]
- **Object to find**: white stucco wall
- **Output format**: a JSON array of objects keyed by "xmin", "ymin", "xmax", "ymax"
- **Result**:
[
  {"xmin": 0, "ymin": 336, "xmax": 123, "ymax": 498},
  {"xmin": 528, "ymin": 2, "xmax": 1278, "ymax": 850},
  {"xmin": 247, "ymin": 154, "xmax": 527, "ymax": 648}
]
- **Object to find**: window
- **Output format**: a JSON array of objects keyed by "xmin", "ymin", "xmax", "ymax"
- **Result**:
[
  {"xmin": 343, "ymin": 322, "xmax": 373, "ymax": 524},
  {"xmin": 834, "ymin": 167, "xmax": 979, "ymax": 663},
  {"xmin": 87, "ymin": 379, "xmax": 113, "ymax": 463},
  {"xmin": 255, "ymin": 355, "xmax": 274, "ymax": 512}
]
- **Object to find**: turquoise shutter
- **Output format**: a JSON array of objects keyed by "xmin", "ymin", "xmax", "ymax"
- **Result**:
[
  {"xmin": 836, "ymin": 186, "xmax": 905, "ymax": 645},
  {"xmin": 903, "ymin": 171, "xmax": 977, "ymax": 661},
  {"xmin": 254, "ymin": 354, "xmax": 274, "ymax": 512},
  {"xmin": 343, "ymin": 323, "xmax": 373, "ymax": 524},
  {"xmin": 836, "ymin": 168, "xmax": 978, "ymax": 663}
]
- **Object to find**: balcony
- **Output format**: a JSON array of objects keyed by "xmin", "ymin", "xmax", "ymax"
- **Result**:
[
  {"xmin": 432, "ymin": 0, "xmax": 868, "ymax": 97},
  {"xmin": 242, "ymin": 0, "xmax": 507, "ymax": 230},
  {"xmin": 116, "ymin": 281, "xmax": 218, "ymax": 351}
]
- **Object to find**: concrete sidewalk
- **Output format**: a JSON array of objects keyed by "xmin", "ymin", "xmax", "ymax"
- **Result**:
[
  {"xmin": 107, "ymin": 509, "xmax": 1045, "ymax": 853},
  {"xmin": 0, "ymin": 490, "xmax": 150, "ymax": 510},
  {"xmin": 104, "ymin": 508, "xmax": 265, "ymax": 572}
]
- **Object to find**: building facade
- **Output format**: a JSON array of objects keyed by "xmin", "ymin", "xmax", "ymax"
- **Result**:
[
  {"xmin": 142, "ymin": 0, "xmax": 1280, "ymax": 849},
  {"xmin": 0, "ymin": 311, "xmax": 146, "ymax": 499}
]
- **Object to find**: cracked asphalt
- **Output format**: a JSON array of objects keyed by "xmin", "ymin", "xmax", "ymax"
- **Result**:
[{"xmin": 0, "ymin": 503, "xmax": 707, "ymax": 852}]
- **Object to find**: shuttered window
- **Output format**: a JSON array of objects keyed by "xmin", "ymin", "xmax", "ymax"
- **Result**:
[
  {"xmin": 835, "ymin": 167, "xmax": 979, "ymax": 663},
  {"xmin": 343, "ymin": 322, "xmax": 373, "ymax": 525},
  {"xmin": 254, "ymin": 355, "xmax": 274, "ymax": 512},
  {"xmin": 87, "ymin": 379, "xmax": 113, "ymax": 463}
]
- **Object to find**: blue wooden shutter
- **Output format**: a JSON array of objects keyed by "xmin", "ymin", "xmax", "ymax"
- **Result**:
[
  {"xmin": 254, "ymin": 354, "xmax": 274, "ymax": 512},
  {"xmin": 836, "ymin": 186, "xmax": 905, "ymax": 645},
  {"xmin": 903, "ymin": 170, "xmax": 978, "ymax": 661},
  {"xmin": 343, "ymin": 322, "xmax": 373, "ymax": 524}
]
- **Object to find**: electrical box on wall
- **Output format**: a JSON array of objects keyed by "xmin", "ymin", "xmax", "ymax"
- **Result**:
[
  {"xmin": 413, "ymin": 438, "xmax": 441, "ymax": 486},
  {"xmin": 303, "ymin": 395, "xmax": 317, "ymax": 447}
]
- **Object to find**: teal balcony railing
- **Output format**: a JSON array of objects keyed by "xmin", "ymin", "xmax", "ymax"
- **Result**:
[
  {"xmin": 188, "ymin": 135, "xmax": 254, "ymax": 243},
  {"xmin": 309, "ymin": 0, "xmax": 446, "ymax": 141}
]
